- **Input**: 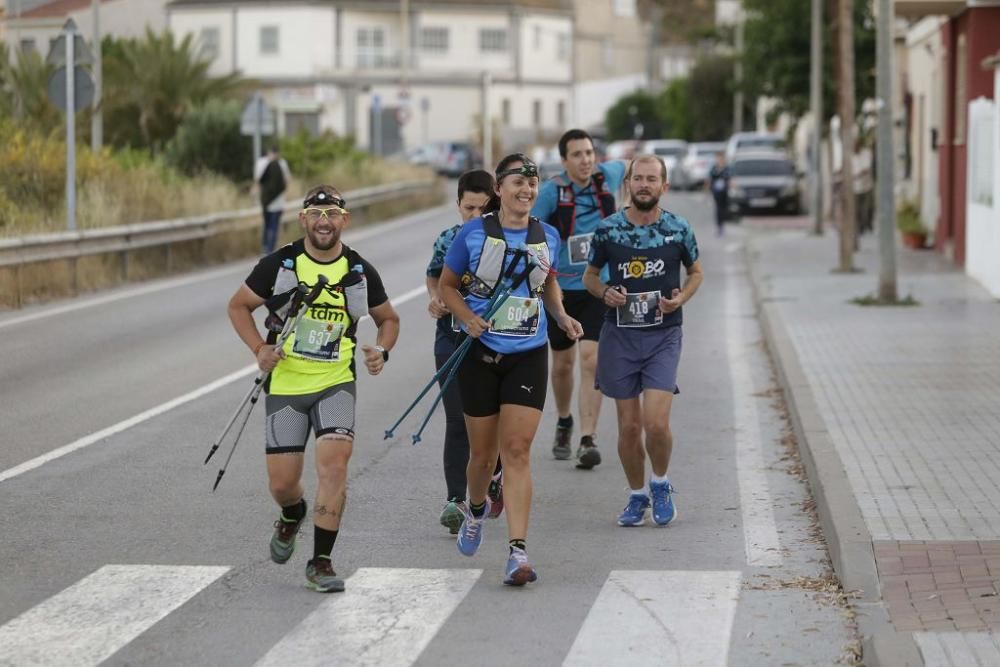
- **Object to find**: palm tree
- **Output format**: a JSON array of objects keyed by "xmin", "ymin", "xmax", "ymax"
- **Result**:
[
  {"xmin": 0, "ymin": 47, "xmax": 61, "ymax": 135},
  {"xmin": 103, "ymin": 29, "xmax": 246, "ymax": 150}
]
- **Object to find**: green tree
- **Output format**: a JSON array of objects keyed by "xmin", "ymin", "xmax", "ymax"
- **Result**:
[
  {"xmin": 0, "ymin": 49, "xmax": 61, "ymax": 134},
  {"xmin": 164, "ymin": 98, "xmax": 253, "ymax": 181},
  {"xmin": 658, "ymin": 78, "xmax": 692, "ymax": 140},
  {"xmin": 103, "ymin": 29, "xmax": 246, "ymax": 150},
  {"xmin": 604, "ymin": 91, "xmax": 662, "ymax": 141},
  {"xmin": 687, "ymin": 55, "xmax": 740, "ymax": 140},
  {"xmin": 649, "ymin": 0, "xmax": 717, "ymax": 44},
  {"xmin": 741, "ymin": 0, "xmax": 875, "ymax": 120}
]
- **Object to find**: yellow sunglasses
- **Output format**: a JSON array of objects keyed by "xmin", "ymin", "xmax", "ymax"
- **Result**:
[{"xmin": 302, "ymin": 206, "xmax": 349, "ymax": 222}]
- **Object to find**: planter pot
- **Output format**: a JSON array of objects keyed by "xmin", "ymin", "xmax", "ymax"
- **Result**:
[{"xmin": 900, "ymin": 230, "xmax": 927, "ymax": 249}]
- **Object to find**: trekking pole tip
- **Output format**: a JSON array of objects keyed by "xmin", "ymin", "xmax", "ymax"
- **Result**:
[
  {"xmin": 411, "ymin": 434, "xmax": 422, "ymax": 445},
  {"xmin": 212, "ymin": 470, "xmax": 225, "ymax": 492},
  {"xmin": 384, "ymin": 429, "xmax": 394, "ymax": 440}
]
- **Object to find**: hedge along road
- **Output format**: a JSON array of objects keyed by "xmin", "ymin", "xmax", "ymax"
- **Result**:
[{"xmin": 0, "ymin": 203, "xmax": 453, "ymax": 475}]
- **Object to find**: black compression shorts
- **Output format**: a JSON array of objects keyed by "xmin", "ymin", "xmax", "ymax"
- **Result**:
[
  {"xmin": 546, "ymin": 289, "xmax": 606, "ymax": 351},
  {"xmin": 457, "ymin": 341, "xmax": 548, "ymax": 417}
]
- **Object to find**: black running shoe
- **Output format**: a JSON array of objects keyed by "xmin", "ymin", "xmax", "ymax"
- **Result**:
[
  {"xmin": 575, "ymin": 436, "xmax": 601, "ymax": 470},
  {"xmin": 553, "ymin": 422, "xmax": 573, "ymax": 460}
]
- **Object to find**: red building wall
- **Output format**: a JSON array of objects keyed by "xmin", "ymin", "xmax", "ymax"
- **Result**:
[{"xmin": 937, "ymin": 8, "xmax": 1000, "ymax": 265}]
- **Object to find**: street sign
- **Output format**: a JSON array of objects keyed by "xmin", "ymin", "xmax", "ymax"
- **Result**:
[
  {"xmin": 48, "ymin": 66, "xmax": 95, "ymax": 112},
  {"xmin": 240, "ymin": 97, "xmax": 275, "ymax": 136},
  {"xmin": 46, "ymin": 33, "xmax": 93, "ymax": 67}
]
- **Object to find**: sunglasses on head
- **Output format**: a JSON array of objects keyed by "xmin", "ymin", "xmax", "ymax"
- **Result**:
[
  {"xmin": 496, "ymin": 163, "xmax": 539, "ymax": 181},
  {"xmin": 302, "ymin": 192, "xmax": 346, "ymax": 209}
]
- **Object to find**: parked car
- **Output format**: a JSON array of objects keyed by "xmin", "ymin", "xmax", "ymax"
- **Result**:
[
  {"xmin": 679, "ymin": 141, "xmax": 727, "ymax": 190},
  {"xmin": 725, "ymin": 132, "xmax": 787, "ymax": 162},
  {"xmin": 605, "ymin": 139, "xmax": 640, "ymax": 161},
  {"xmin": 638, "ymin": 139, "xmax": 688, "ymax": 184},
  {"xmin": 727, "ymin": 151, "xmax": 801, "ymax": 215},
  {"xmin": 405, "ymin": 141, "xmax": 480, "ymax": 177}
]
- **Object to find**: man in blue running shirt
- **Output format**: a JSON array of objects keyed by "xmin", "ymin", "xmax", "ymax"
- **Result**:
[
  {"xmin": 583, "ymin": 154, "xmax": 703, "ymax": 528},
  {"xmin": 532, "ymin": 129, "xmax": 626, "ymax": 469}
]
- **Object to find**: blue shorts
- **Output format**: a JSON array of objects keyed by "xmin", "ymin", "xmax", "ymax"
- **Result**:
[{"xmin": 595, "ymin": 322, "xmax": 682, "ymax": 400}]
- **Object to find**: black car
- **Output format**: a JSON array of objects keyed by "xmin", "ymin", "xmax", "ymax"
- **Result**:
[{"xmin": 727, "ymin": 152, "xmax": 801, "ymax": 215}]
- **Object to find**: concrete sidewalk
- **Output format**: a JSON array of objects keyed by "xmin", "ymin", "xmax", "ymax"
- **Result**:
[{"xmin": 742, "ymin": 220, "xmax": 1000, "ymax": 666}]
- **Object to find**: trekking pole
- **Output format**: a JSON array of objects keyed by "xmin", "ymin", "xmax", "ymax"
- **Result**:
[
  {"xmin": 382, "ymin": 278, "xmax": 511, "ymax": 441},
  {"xmin": 409, "ymin": 278, "xmax": 520, "ymax": 445},
  {"xmin": 206, "ymin": 275, "xmax": 329, "ymax": 491}
]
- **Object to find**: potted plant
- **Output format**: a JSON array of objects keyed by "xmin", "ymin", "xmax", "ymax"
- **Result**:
[{"xmin": 896, "ymin": 200, "xmax": 928, "ymax": 249}]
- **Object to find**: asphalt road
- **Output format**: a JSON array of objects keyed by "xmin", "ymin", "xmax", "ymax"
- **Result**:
[{"xmin": 0, "ymin": 194, "xmax": 859, "ymax": 666}]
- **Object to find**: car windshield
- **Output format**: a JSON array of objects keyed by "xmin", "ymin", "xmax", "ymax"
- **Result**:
[
  {"xmin": 652, "ymin": 146, "xmax": 686, "ymax": 158},
  {"xmin": 738, "ymin": 137, "xmax": 784, "ymax": 151},
  {"xmin": 731, "ymin": 159, "xmax": 795, "ymax": 176}
]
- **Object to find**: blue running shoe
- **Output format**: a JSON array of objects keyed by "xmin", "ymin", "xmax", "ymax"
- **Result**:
[
  {"xmin": 617, "ymin": 493, "xmax": 650, "ymax": 527},
  {"xmin": 503, "ymin": 547, "xmax": 538, "ymax": 586},
  {"xmin": 456, "ymin": 500, "xmax": 490, "ymax": 556},
  {"xmin": 650, "ymin": 480, "xmax": 677, "ymax": 526}
]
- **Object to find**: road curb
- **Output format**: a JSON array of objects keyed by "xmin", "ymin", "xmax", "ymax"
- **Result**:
[{"xmin": 743, "ymin": 241, "xmax": 924, "ymax": 666}]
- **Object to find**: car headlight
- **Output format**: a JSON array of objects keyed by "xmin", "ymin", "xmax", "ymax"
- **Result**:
[
  {"xmin": 781, "ymin": 184, "xmax": 798, "ymax": 196},
  {"xmin": 729, "ymin": 186, "xmax": 745, "ymax": 198}
]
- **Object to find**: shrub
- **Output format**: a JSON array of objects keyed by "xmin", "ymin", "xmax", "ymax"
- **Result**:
[
  {"xmin": 280, "ymin": 130, "xmax": 360, "ymax": 181},
  {"xmin": 164, "ymin": 99, "xmax": 253, "ymax": 182},
  {"xmin": 895, "ymin": 200, "xmax": 926, "ymax": 235}
]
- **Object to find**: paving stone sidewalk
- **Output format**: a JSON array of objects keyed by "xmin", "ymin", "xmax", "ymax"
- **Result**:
[{"xmin": 743, "ymin": 221, "xmax": 1000, "ymax": 666}]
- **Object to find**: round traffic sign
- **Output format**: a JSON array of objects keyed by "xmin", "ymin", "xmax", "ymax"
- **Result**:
[{"xmin": 47, "ymin": 66, "xmax": 95, "ymax": 113}]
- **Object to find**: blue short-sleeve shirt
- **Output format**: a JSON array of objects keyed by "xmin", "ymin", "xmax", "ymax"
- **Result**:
[
  {"xmin": 444, "ymin": 217, "xmax": 561, "ymax": 354},
  {"xmin": 588, "ymin": 208, "xmax": 699, "ymax": 329},
  {"xmin": 532, "ymin": 160, "xmax": 626, "ymax": 291},
  {"xmin": 427, "ymin": 223, "xmax": 462, "ymax": 355}
]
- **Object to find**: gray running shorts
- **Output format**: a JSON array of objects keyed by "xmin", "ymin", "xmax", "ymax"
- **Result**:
[
  {"xmin": 264, "ymin": 382, "xmax": 356, "ymax": 454},
  {"xmin": 595, "ymin": 323, "xmax": 682, "ymax": 400}
]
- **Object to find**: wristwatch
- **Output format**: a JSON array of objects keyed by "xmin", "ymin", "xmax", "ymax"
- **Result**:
[{"xmin": 375, "ymin": 345, "xmax": 389, "ymax": 362}]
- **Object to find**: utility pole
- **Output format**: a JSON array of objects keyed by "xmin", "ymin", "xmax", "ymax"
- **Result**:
[
  {"xmin": 733, "ymin": 9, "xmax": 745, "ymax": 134},
  {"xmin": 481, "ymin": 71, "xmax": 492, "ymax": 171},
  {"xmin": 875, "ymin": 0, "xmax": 898, "ymax": 300},
  {"xmin": 809, "ymin": 0, "xmax": 823, "ymax": 235},
  {"xmin": 91, "ymin": 0, "xmax": 102, "ymax": 151},
  {"xmin": 65, "ymin": 20, "xmax": 77, "ymax": 232},
  {"xmin": 835, "ymin": 0, "xmax": 857, "ymax": 272}
]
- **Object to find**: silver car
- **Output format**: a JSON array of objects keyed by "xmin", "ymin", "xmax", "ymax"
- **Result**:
[{"xmin": 727, "ymin": 151, "xmax": 801, "ymax": 215}]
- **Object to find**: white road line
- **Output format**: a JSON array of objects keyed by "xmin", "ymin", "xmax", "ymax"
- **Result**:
[
  {"xmin": 562, "ymin": 570, "xmax": 741, "ymax": 666},
  {"xmin": 0, "ymin": 203, "xmax": 448, "ymax": 331},
  {"xmin": 0, "ymin": 286, "xmax": 426, "ymax": 484},
  {"xmin": 725, "ymin": 270, "xmax": 783, "ymax": 567},
  {"xmin": 255, "ymin": 568, "xmax": 482, "ymax": 667},
  {"xmin": 0, "ymin": 564, "xmax": 228, "ymax": 666}
]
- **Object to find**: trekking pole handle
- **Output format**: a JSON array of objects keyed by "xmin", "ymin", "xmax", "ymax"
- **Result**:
[{"xmin": 303, "ymin": 274, "xmax": 329, "ymax": 305}]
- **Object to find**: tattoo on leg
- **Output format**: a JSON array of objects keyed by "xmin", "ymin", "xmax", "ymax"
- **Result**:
[{"xmin": 314, "ymin": 504, "xmax": 339, "ymax": 519}]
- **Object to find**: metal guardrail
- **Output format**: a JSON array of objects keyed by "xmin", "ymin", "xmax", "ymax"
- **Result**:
[
  {"xmin": 0, "ymin": 179, "xmax": 441, "ymax": 309},
  {"xmin": 0, "ymin": 180, "xmax": 436, "ymax": 268}
]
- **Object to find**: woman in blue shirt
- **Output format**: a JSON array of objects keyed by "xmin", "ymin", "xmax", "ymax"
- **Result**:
[{"xmin": 439, "ymin": 153, "xmax": 582, "ymax": 586}]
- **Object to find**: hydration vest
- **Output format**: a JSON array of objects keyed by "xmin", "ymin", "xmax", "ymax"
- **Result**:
[
  {"xmin": 264, "ymin": 244, "xmax": 370, "ymax": 337},
  {"xmin": 551, "ymin": 170, "xmax": 617, "ymax": 240},
  {"xmin": 461, "ymin": 212, "xmax": 550, "ymax": 298}
]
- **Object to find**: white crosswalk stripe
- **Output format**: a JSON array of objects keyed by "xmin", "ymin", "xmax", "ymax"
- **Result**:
[
  {"xmin": 0, "ymin": 564, "xmax": 228, "ymax": 667},
  {"xmin": 562, "ymin": 570, "xmax": 742, "ymax": 667},
  {"xmin": 255, "ymin": 567, "xmax": 483, "ymax": 667}
]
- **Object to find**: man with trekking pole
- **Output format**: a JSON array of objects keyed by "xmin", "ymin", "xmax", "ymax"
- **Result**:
[{"xmin": 227, "ymin": 185, "xmax": 400, "ymax": 592}]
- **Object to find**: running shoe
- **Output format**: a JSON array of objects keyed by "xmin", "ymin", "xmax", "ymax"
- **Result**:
[
  {"xmin": 270, "ymin": 500, "xmax": 307, "ymax": 564},
  {"xmin": 503, "ymin": 547, "xmax": 538, "ymax": 586},
  {"xmin": 617, "ymin": 493, "xmax": 650, "ymax": 527},
  {"xmin": 552, "ymin": 422, "xmax": 573, "ymax": 460},
  {"xmin": 650, "ymin": 480, "xmax": 677, "ymax": 526},
  {"xmin": 487, "ymin": 472, "xmax": 504, "ymax": 519},
  {"xmin": 575, "ymin": 435, "xmax": 602, "ymax": 470},
  {"xmin": 439, "ymin": 499, "xmax": 464, "ymax": 535},
  {"xmin": 456, "ymin": 500, "xmax": 490, "ymax": 556},
  {"xmin": 305, "ymin": 557, "xmax": 345, "ymax": 593}
]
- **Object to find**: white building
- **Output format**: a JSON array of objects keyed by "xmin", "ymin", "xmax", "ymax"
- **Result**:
[
  {"xmin": 3, "ymin": 0, "xmax": 169, "ymax": 60},
  {"xmin": 167, "ymin": 0, "xmax": 577, "ymax": 154}
]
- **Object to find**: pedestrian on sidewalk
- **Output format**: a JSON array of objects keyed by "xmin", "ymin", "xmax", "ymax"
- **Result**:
[
  {"xmin": 254, "ymin": 145, "xmax": 292, "ymax": 255},
  {"xmin": 227, "ymin": 185, "xmax": 400, "ymax": 593},
  {"xmin": 707, "ymin": 151, "xmax": 731, "ymax": 236},
  {"xmin": 438, "ymin": 154, "xmax": 583, "ymax": 585},
  {"xmin": 532, "ymin": 128, "xmax": 627, "ymax": 469},
  {"xmin": 583, "ymin": 154, "xmax": 703, "ymax": 527},
  {"xmin": 425, "ymin": 170, "xmax": 505, "ymax": 534}
]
